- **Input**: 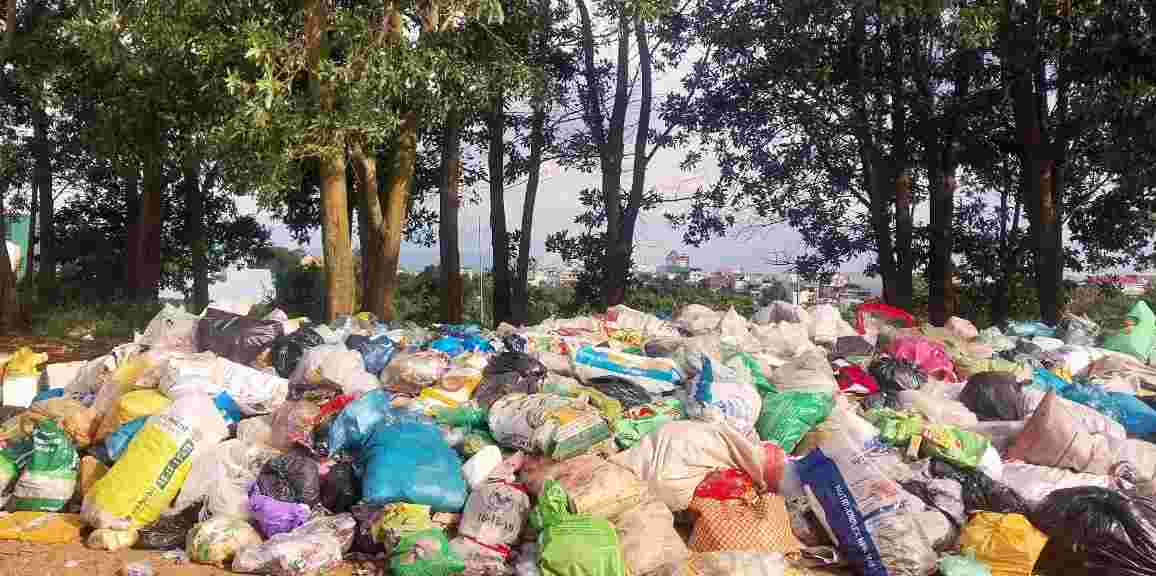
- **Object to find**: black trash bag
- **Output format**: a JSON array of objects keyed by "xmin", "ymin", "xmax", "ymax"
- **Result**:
[
  {"xmin": 1014, "ymin": 338, "xmax": 1044, "ymax": 357},
  {"xmin": 321, "ymin": 461, "xmax": 360, "ymax": 514},
  {"xmin": 861, "ymin": 390, "xmax": 902, "ymax": 411},
  {"xmin": 957, "ymin": 371, "xmax": 1027, "ymax": 421},
  {"xmin": 833, "ymin": 336, "xmax": 875, "ymax": 358},
  {"xmin": 586, "ymin": 376, "xmax": 654, "ymax": 409},
  {"xmin": 270, "ymin": 327, "xmax": 326, "ymax": 379},
  {"xmin": 1057, "ymin": 314, "xmax": 1101, "ymax": 348},
  {"xmin": 868, "ymin": 355, "xmax": 926, "ymax": 392},
  {"xmin": 311, "ymin": 411, "xmax": 338, "ymax": 458},
  {"xmin": 197, "ymin": 308, "xmax": 285, "ymax": 366},
  {"xmin": 475, "ymin": 352, "xmax": 548, "ymax": 409},
  {"xmin": 255, "ymin": 451, "xmax": 321, "ymax": 506},
  {"xmin": 135, "ymin": 502, "xmax": 202, "ymax": 550},
  {"xmin": 1031, "ymin": 486, "xmax": 1156, "ymax": 576},
  {"xmin": 929, "ymin": 459, "xmax": 1030, "ymax": 516}
]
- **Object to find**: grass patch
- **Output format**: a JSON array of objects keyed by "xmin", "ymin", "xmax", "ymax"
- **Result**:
[{"xmin": 29, "ymin": 301, "xmax": 163, "ymax": 340}]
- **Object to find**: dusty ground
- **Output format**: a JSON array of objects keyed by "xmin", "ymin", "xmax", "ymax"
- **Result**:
[
  {"xmin": 0, "ymin": 334, "xmax": 123, "ymax": 364},
  {"xmin": 0, "ymin": 541, "xmax": 377, "ymax": 576}
]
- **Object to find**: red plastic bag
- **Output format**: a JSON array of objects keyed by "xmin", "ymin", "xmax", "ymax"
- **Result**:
[
  {"xmin": 835, "ymin": 363, "xmax": 880, "ymax": 395},
  {"xmin": 763, "ymin": 442, "xmax": 785, "ymax": 492},
  {"xmin": 889, "ymin": 335, "xmax": 958, "ymax": 382},
  {"xmin": 694, "ymin": 469, "xmax": 755, "ymax": 501},
  {"xmin": 856, "ymin": 302, "xmax": 916, "ymax": 335}
]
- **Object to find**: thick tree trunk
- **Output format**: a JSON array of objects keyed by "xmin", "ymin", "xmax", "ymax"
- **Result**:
[
  {"xmin": 0, "ymin": 182, "xmax": 20, "ymax": 332},
  {"xmin": 357, "ymin": 181, "xmax": 370, "ymax": 303},
  {"xmin": 927, "ymin": 53, "xmax": 970, "ymax": 326},
  {"xmin": 888, "ymin": 25, "xmax": 912, "ymax": 312},
  {"xmin": 122, "ymin": 157, "xmax": 139, "ymax": 299},
  {"xmin": 184, "ymin": 152, "xmax": 208, "ymax": 313},
  {"xmin": 352, "ymin": 144, "xmax": 385, "ymax": 318},
  {"xmin": 32, "ymin": 98, "xmax": 53, "ymax": 303},
  {"xmin": 320, "ymin": 152, "xmax": 355, "ymax": 320},
  {"xmin": 488, "ymin": 92, "xmax": 513, "ymax": 326},
  {"xmin": 439, "ymin": 114, "xmax": 464, "ymax": 324},
  {"xmin": 380, "ymin": 112, "xmax": 417, "ymax": 321},
  {"xmin": 135, "ymin": 135, "xmax": 164, "ymax": 302},
  {"xmin": 893, "ymin": 173, "xmax": 913, "ymax": 310}
]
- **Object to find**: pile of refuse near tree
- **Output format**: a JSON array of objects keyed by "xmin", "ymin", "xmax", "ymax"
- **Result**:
[{"xmin": 7, "ymin": 300, "xmax": 1156, "ymax": 576}]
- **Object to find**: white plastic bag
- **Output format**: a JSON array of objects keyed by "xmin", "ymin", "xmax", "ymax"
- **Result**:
[
  {"xmin": 172, "ymin": 438, "xmax": 281, "ymax": 521},
  {"xmin": 461, "ymin": 445, "xmax": 503, "ymax": 490},
  {"xmin": 1000, "ymin": 461, "xmax": 1113, "ymax": 505},
  {"xmin": 676, "ymin": 304, "xmax": 723, "ymax": 335},
  {"xmin": 290, "ymin": 344, "xmax": 379, "ymax": 396},
  {"xmin": 137, "ymin": 304, "xmax": 200, "ymax": 352},
  {"xmin": 769, "ymin": 350, "xmax": 837, "ymax": 394},
  {"xmin": 164, "ymin": 394, "xmax": 229, "ymax": 452},
  {"xmin": 898, "ymin": 388, "xmax": 978, "ymax": 427},
  {"xmin": 806, "ymin": 304, "xmax": 854, "ymax": 344}
]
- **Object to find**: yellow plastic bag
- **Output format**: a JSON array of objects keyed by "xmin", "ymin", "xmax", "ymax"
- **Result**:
[
  {"xmin": 373, "ymin": 503, "xmax": 434, "ymax": 551},
  {"xmin": 94, "ymin": 388, "xmax": 172, "ymax": 442},
  {"xmin": 6, "ymin": 348, "xmax": 47, "ymax": 376},
  {"xmin": 81, "ymin": 414, "xmax": 196, "ymax": 530},
  {"xmin": 960, "ymin": 512, "xmax": 1047, "ymax": 576},
  {"xmin": 0, "ymin": 512, "xmax": 84, "ymax": 543}
]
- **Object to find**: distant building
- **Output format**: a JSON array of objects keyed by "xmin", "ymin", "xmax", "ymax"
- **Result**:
[
  {"xmin": 665, "ymin": 250, "xmax": 690, "ymax": 269},
  {"xmin": 688, "ymin": 269, "xmax": 706, "ymax": 284}
]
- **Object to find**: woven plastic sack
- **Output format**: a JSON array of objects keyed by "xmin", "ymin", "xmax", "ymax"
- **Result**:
[
  {"xmin": 663, "ymin": 551, "xmax": 792, "ymax": 576},
  {"xmin": 959, "ymin": 513, "xmax": 1047, "ymax": 576},
  {"xmin": 686, "ymin": 357, "xmax": 762, "ymax": 436},
  {"xmin": 769, "ymin": 351, "xmax": 838, "ymax": 395},
  {"xmin": 0, "ymin": 511, "xmax": 85, "ymax": 544},
  {"xmin": 531, "ymin": 480, "xmax": 626, "ymax": 576},
  {"xmin": 361, "ymin": 417, "xmax": 467, "ymax": 511},
  {"xmin": 571, "ymin": 346, "xmax": 681, "ymax": 396},
  {"xmin": 459, "ymin": 478, "xmax": 531, "ymax": 548},
  {"xmin": 755, "ymin": 391, "xmax": 833, "ymax": 453},
  {"xmin": 138, "ymin": 304, "xmax": 200, "ymax": 352},
  {"xmin": 1007, "ymin": 389, "xmax": 1130, "ymax": 475},
  {"xmin": 520, "ymin": 454, "xmax": 647, "ymax": 520},
  {"xmin": 488, "ymin": 393, "xmax": 611, "ymax": 462},
  {"xmin": 688, "ymin": 470, "xmax": 801, "ymax": 555},
  {"xmin": 753, "ymin": 301, "xmax": 810, "ymax": 325},
  {"xmin": 186, "ymin": 515, "xmax": 264, "ymax": 567},
  {"xmin": 82, "ymin": 414, "xmax": 197, "ymax": 530},
  {"xmin": 9, "ymin": 419, "xmax": 78, "ymax": 512},
  {"xmin": 232, "ymin": 513, "xmax": 356, "ymax": 575},
  {"xmin": 390, "ymin": 528, "xmax": 467, "ymax": 576}
]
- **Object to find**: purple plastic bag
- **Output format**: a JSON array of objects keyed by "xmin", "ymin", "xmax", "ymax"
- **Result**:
[{"xmin": 249, "ymin": 483, "xmax": 312, "ymax": 539}]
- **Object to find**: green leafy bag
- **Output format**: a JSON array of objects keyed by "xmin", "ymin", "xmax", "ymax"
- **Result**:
[
  {"xmin": 755, "ymin": 391, "xmax": 833, "ymax": 453},
  {"xmin": 532, "ymin": 480, "xmax": 626, "ymax": 576},
  {"xmin": 389, "ymin": 528, "xmax": 466, "ymax": 576},
  {"xmin": 10, "ymin": 419, "xmax": 79, "ymax": 511}
]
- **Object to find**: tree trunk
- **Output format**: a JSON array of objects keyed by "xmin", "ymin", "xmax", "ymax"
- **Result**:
[
  {"xmin": 352, "ymin": 144, "xmax": 385, "ymax": 318},
  {"xmin": 927, "ymin": 52, "xmax": 971, "ymax": 325},
  {"xmin": 488, "ymin": 92, "xmax": 513, "ymax": 326},
  {"xmin": 320, "ymin": 152, "xmax": 355, "ymax": 320},
  {"xmin": 380, "ymin": 112, "xmax": 417, "ymax": 321},
  {"xmin": 135, "ymin": 132, "xmax": 164, "ymax": 302},
  {"xmin": 357, "ymin": 180, "xmax": 370, "ymax": 303},
  {"xmin": 25, "ymin": 168, "xmax": 34, "ymax": 282},
  {"xmin": 599, "ymin": 11, "xmax": 631, "ymax": 308},
  {"xmin": 888, "ymin": 24, "xmax": 912, "ymax": 311},
  {"xmin": 513, "ymin": 96, "xmax": 546, "ymax": 324},
  {"xmin": 2, "ymin": 0, "xmax": 14, "ymax": 60},
  {"xmin": 0, "ymin": 181, "xmax": 20, "ymax": 332},
  {"xmin": 32, "ymin": 98, "xmax": 53, "ymax": 303},
  {"xmin": 122, "ymin": 157, "xmax": 139, "ymax": 299},
  {"xmin": 184, "ymin": 152, "xmax": 208, "ymax": 313},
  {"xmin": 439, "ymin": 113, "xmax": 464, "ymax": 324}
]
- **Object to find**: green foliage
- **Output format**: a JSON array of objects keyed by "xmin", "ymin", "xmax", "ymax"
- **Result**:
[{"xmin": 28, "ymin": 299, "xmax": 162, "ymax": 340}]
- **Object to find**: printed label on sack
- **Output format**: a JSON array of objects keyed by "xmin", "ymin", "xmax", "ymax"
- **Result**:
[{"xmin": 797, "ymin": 448, "xmax": 887, "ymax": 576}]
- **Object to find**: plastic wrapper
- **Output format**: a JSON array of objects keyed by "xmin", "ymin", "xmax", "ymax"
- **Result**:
[
  {"xmin": 959, "ymin": 512, "xmax": 1047, "ymax": 576},
  {"xmin": 137, "ymin": 304, "xmax": 199, "ymax": 352},
  {"xmin": 196, "ymin": 307, "xmax": 284, "ymax": 366},
  {"xmin": 232, "ymin": 513, "xmax": 355, "ymax": 576},
  {"xmin": 390, "ymin": 528, "xmax": 467, "ymax": 576},
  {"xmin": 383, "ymin": 350, "xmax": 451, "ymax": 396},
  {"xmin": 250, "ymin": 484, "xmax": 312, "ymax": 538},
  {"xmin": 186, "ymin": 515, "xmax": 264, "ymax": 567},
  {"xmin": 8, "ymin": 419, "xmax": 78, "ymax": 512},
  {"xmin": 320, "ymin": 460, "xmax": 359, "ymax": 514},
  {"xmin": 530, "ymin": 480, "xmax": 626, "ymax": 576},
  {"xmin": 868, "ymin": 355, "xmax": 927, "ymax": 393},
  {"xmin": 361, "ymin": 416, "xmax": 467, "ymax": 512}
]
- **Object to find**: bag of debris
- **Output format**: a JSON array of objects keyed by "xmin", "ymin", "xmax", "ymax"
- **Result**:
[
  {"xmin": 138, "ymin": 304, "xmax": 200, "ymax": 352},
  {"xmin": 889, "ymin": 335, "xmax": 958, "ymax": 382},
  {"xmin": 320, "ymin": 460, "xmax": 359, "ymax": 514},
  {"xmin": 770, "ymin": 350, "xmax": 838, "ymax": 395},
  {"xmin": 1006, "ymin": 390, "xmax": 1130, "ymax": 475},
  {"xmin": 571, "ymin": 346, "xmax": 682, "ymax": 396},
  {"xmin": 269, "ymin": 327, "xmax": 326, "ymax": 379},
  {"xmin": 755, "ymin": 390, "xmax": 833, "ymax": 453},
  {"xmin": 687, "ymin": 468, "xmax": 802, "ymax": 555},
  {"xmin": 869, "ymin": 355, "xmax": 927, "ymax": 393},
  {"xmin": 999, "ymin": 461, "xmax": 1114, "ymax": 505},
  {"xmin": 250, "ymin": 483, "xmax": 312, "ymax": 539},
  {"xmin": 519, "ymin": 454, "xmax": 648, "ymax": 519},
  {"xmin": 449, "ymin": 535, "xmax": 513, "ymax": 576},
  {"xmin": 136, "ymin": 504, "xmax": 202, "ymax": 550},
  {"xmin": 171, "ymin": 438, "xmax": 280, "ymax": 521},
  {"xmin": 1030, "ymin": 486, "xmax": 1156, "ymax": 576},
  {"xmin": 382, "ymin": 350, "xmax": 451, "ymax": 396},
  {"xmin": 958, "ymin": 372, "xmax": 1030, "ymax": 421},
  {"xmin": 930, "ymin": 460, "xmax": 1030, "ymax": 515},
  {"xmin": 458, "ymin": 474, "xmax": 531, "ymax": 549},
  {"xmin": 753, "ymin": 301, "xmax": 810, "ymax": 325},
  {"xmin": 289, "ymin": 344, "xmax": 379, "ymax": 398},
  {"xmin": 959, "ymin": 512, "xmax": 1047, "ymax": 576},
  {"xmin": 390, "ymin": 528, "xmax": 467, "ymax": 576},
  {"xmin": 361, "ymin": 417, "xmax": 468, "ymax": 512},
  {"xmin": 488, "ymin": 393, "xmax": 611, "ymax": 462},
  {"xmin": 613, "ymin": 496, "xmax": 690, "ymax": 576},
  {"xmin": 197, "ymin": 307, "xmax": 284, "ymax": 366},
  {"xmin": 231, "ymin": 513, "xmax": 356, "ymax": 576},
  {"xmin": 255, "ymin": 452, "xmax": 321, "ymax": 506},
  {"xmin": 371, "ymin": 502, "xmax": 434, "ymax": 554},
  {"xmin": 530, "ymin": 480, "xmax": 626, "ymax": 576},
  {"xmin": 685, "ymin": 357, "xmax": 762, "ymax": 436},
  {"xmin": 346, "ymin": 332, "xmax": 396, "ymax": 376}
]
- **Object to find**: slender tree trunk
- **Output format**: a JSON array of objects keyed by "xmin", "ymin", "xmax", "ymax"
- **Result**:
[
  {"xmin": 184, "ymin": 152, "xmax": 208, "ymax": 313},
  {"xmin": 25, "ymin": 169, "xmax": 34, "ymax": 282},
  {"xmin": 352, "ymin": 144, "xmax": 385, "ymax": 318},
  {"xmin": 513, "ymin": 98, "xmax": 546, "ymax": 324},
  {"xmin": 135, "ymin": 130, "xmax": 164, "ymax": 302},
  {"xmin": 2, "ymin": 0, "xmax": 15, "ymax": 60},
  {"xmin": 439, "ymin": 113, "xmax": 464, "ymax": 323},
  {"xmin": 380, "ymin": 112, "xmax": 417, "ymax": 320},
  {"xmin": 122, "ymin": 157, "xmax": 139, "ymax": 299},
  {"xmin": 888, "ymin": 24, "xmax": 912, "ymax": 311},
  {"xmin": 32, "ymin": 97, "xmax": 53, "ymax": 303},
  {"xmin": 927, "ymin": 51, "xmax": 971, "ymax": 325},
  {"xmin": 489, "ymin": 92, "xmax": 513, "ymax": 326},
  {"xmin": 356, "ymin": 172, "xmax": 371, "ymax": 308},
  {"xmin": 0, "ymin": 181, "xmax": 20, "ymax": 332},
  {"xmin": 599, "ymin": 11, "xmax": 631, "ymax": 308}
]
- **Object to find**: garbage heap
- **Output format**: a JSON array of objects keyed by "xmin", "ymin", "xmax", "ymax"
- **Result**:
[{"xmin": 5, "ymin": 300, "xmax": 1156, "ymax": 576}]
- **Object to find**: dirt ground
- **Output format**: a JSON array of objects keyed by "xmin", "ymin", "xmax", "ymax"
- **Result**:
[
  {"xmin": 0, "ymin": 334, "xmax": 123, "ymax": 364},
  {"xmin": 0, "ymin": 541, "xmax": 378, "ymax": 576}
]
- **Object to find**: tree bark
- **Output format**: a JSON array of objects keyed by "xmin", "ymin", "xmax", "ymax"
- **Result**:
[
  {"xmin": 0, "ymin": 181, "xmax": 20, "ymax": 332},
  {"xmin": 513, "ymin": 94, "xmax": 546, "ymax": 324},
  {"xmin": 380, "ymin": 112, "xmax": 417, "ymax": 321},
  {"xmin": 599, "ymin": 11, "xmax": 631, "ymax": 308},
  {"xmin": 488, "ymin": 91, "xmax": 513, "ymax": 326},
  {"xmin": 135, "ymin": 129, "xmax": 164, "ymax": 302},
  {"xmin": 121, "ymin": 157, "xmax": 139, "ymax": 299},
  {"xmin": 352, "ymin": 143, "xmax": 385, "ymax": 318},
  {"xmin": 320, "ymin": 152, "xmax": 355, "ymax": 320},
  {"xmin": 184, "ymin": 151, "xmax": 208, "ymax": 313},
  {"xmin": 32, "ymin": 96, "xmax": 53, "ymax": 303},
  {"xmin": 439, "ymin": 113, "xmax": 464, "ymax": 324},
  {"xmin": 25, "ymin": 166, "xmax": 34, "ymax": 282},
  {"xmin": 927, "ymin": 49, "xmax": 971, "ymax": 325},
  {"xmin": 888, "ymin": 24, "xmax": 912, "ymax": 311},
  {"xmin": 357, "ymin": 177, "xmax": 370, "ymax": 304}
]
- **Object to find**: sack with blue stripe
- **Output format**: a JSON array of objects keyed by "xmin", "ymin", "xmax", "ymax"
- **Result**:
[{"xmin": 571, "ymin": 345, "xmax": 681, "ymax": 395}]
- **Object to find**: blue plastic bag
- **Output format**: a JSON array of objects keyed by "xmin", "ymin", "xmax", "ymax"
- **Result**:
[
  {"xmin": 798, "ymin": 448, "xmax": 888, "ymax": 576},
  {"xmin": 327, "ymin": 389, "xmax": 398, "ymax": 455},
  {"xmin": 1006, "ymin": 321, "xmax": 1056, "ymax": 339},
  {"xmin": 429, "ymin": 336, "xmax": 466, "ymax": 358},
  {"xmin": 347, "ymin": 333, "xmax": 396, "ymax": 375},
  {"xmin": 1032, "ymin": 368, "xmax": 1156, "ymax": 438},
  {"xmin": 360, "ymin": 418, "xmax": 467, "ymax": 511},
  {"xmin": 214, "ymin": 391, "xmax": 243, "ymax": 424},
  {"xmin": 103, "ymin": 417, "xmax": 148, "ymax": 462},
  {"xmin": 31, "ymin": 389, "xmax": 63, "ymax": 404}
]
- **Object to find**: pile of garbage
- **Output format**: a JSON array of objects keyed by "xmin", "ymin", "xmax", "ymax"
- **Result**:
[{"xmin": 6, "ymin": 299, "xmax": 1156, "ymax": 575}]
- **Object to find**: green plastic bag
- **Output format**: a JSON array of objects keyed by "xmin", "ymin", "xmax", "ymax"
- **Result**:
[
  {"xmin": 435, "ymin": 405, "xmax": 490, "ymax": 432},
  {"xmin": 389, "ymin": 528, "xmax": 466, "ymax": 576},
  {"xmin": 865, "ymin": 408, "xmax": 925, "ymax": 446},
  {"xmin": 10, "ymin": 419, "xmax": 78, "ymax": 511},
  {"xmin": 938, "ymin": 552, "xmax": 992, "ymax": 576},
  {"xmin": 727, "ymin": 352, "xmax": 776, "ymax": 396},
  {"xmin": 613, "ymin": 399, "xmax": 682, "ymax": 449},
  {"xmin": 1103, "ymin": 300, "xmax": 1156, "ymax": 362},
  {"xmin": 755, "ymin": 391, "xmax": 833, "ymax": 453},
  {"xmin": 921, "ymin": 423, "xmax": 990, "ymax": 469},
  {"xmin": 0, "ymin": 435, "xmax": 34, "ymax": 490},
  {"xmin": 532, "ymin": 480, "xmax": 626, "ymax": 576}
]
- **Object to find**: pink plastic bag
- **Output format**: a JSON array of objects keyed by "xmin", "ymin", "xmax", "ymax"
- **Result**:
[{"xmin": 889, "ymin": 335, "xmax": 958, "ymax": 382}]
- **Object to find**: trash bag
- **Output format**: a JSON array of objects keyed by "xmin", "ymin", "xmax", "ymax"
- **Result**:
[
  {"xmin": 530, "ymin": 480, "xmax": 626, "ymax": 576},
  {"xmin": 137, "ymin": 304, "xmax": 200, "ymax": 352},
  {"xmin": 86, "ymin": 527, "xmax": 139, "ymax": 551},
  {"xmin": 612, "ymin": 497, "xmax": 689, "ymax": 576},
  {"xmin": 269, "ymin": 327, "xmax": 325, "ymax": 379},
  {"xmin": 755, "ymin": 391, "xmax": 833, "ymax": 453},
  {"xmin": 289, "ymin": 343, "xmax": 379, "ymax": 397},
  {"xmin": 382, "ymin": 350, "xmax": 451, "ymax": 396},
  {"xmin": 346, "ymin": 332, "xmax": 396, "ymax": 375},
  {"xmin": 371, "ymin": 502, "xmax": 434, "ymax": 553},
  {"xmin": 833, "ymin": 335, "xmax": 875, "ymax": 358},
  {"xmin": 613, "ymin": 398, "xmax": 683, "ymax": 449},
  {"xmin": 958, "ymin": 372, "xmax": 1029, "ymax": 421},
  {"xmin": 1030, "ymin": 367, "xmax": 1156, "ymax": 438},
  {"xmin": 889, "ymin": 335, "xmax": 958, "ymax": 382},
  {"xmin": 326, "ymin": 389, "xmax": 396, "ymax": 456},
  {"xmin": 9, "ymin": 419, "xmax": 78, "ymax": 512},
  {"xmin": 1030, "ymin": 486, "xmax": 1156, "ymax": 576},
  {"xmin": 458, "ymin": 473, "xmax": 531, "ymax": 549},
  {"xmin": 585, "ymin": 376, "xmax": 653, "ymax": 409},
  {"xmin": 135, "ymin": 503, "xmax": 202, "ymax": 550},
  {"xmin": 320, "ymin": 460, "xmax": 359, "ymax": 514},
  {"xmin": 684, "ymin": 357, "xmax": 762, "ymax": 436},
  {"xmin": 187, "ymin": 516, "xmax": 265, "ymax": 567},
  {"xmin": 250, "ymin": 483, "xmax": 312, "ymax": 538},
  {"xmin": 82, "ymin": 414, "xmax": 198, "ymax": 530},
  {"xmin": 255, "ymin": 451, "xmax": 321, "ymax": 506},
  {"xmin": 959, "ymin": 512, "xmax": 1047, "ymax": 576},
  {"xmin": 930, "ymin": 459, "xmax": 1030, "ymax": 515},
  {"xmin": 170, "ymin": 438, "xmax": 280, "ymax": 522},
  {"xmin": 390, "ymin": 529, "xmax": 466, "ymax": 576},
  {"xmin": 1104, "ymin": 301, "xmax": 1156, "ymax": 362},
  {"xmin": 94, "ymin": 388, "xmax": 172, "ymax": 443},
  {"xmin": 489, "ymin": 393, "xmax": 611, "ymax": 462},
  {"xmin": 462, "ymin": 445, "xmax": 503, "ymax": 490},
  {"xmin": 769, "ymin": 350, "xmax": 838, "ymax": 394},
  {"xmin": 855, "ymin": 302, "xmax": 916, "ymax": 336},
  {"xmin": 687, "ymin": 471, "xmax": 801, "ymax": 555},
  {"xmin": 361, "ymin": 417, "xmax": 468, "ymax": 512},
  {"xmin": 232, "ymin": 513, "xmax": 356, "ymax": 576},
  {"xmin": 999, "ymin": 462, "xmax": 1114, "ymax": 506},
  {"xmin": 269, "ymin": 400, "xmax": 321, "ymax": 452},
  {"xmin": 0, "ymin": 511, "xmax": 85, "ymax": 544},
  {"xmin": 570, "ymin": 346, "xmax": 681, "ymax": 396},
  {"xmin": 947, "ymin": 317, "xmax": 980, "ymax": 340},
  {"xmin": 869, "ymin": 354, "xmax": 927, "ymax": 395},
  {"xmin": 519, "ymin": 454, "xmax": 647, "ymax": 520},
  {"xmin": 196, "ymin": 307, "xmax": 284, "ymax": 366},
  {"xmin": 753, "ymin": 301, "xmax": 810, "ymax": 325}
]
